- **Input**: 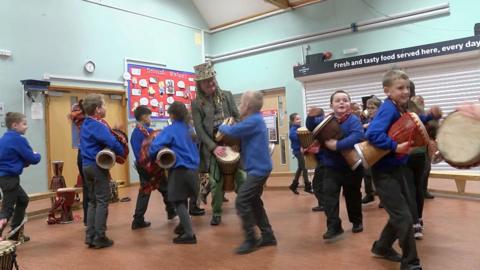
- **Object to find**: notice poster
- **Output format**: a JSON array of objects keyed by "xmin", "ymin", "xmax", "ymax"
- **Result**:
[
  {"xmin": 127, "ymin": 64, "xmax": 197, "ymax": 120},
  {"xmin": 262, "ymin": 109, "xmax": 278, "ymax": 143}
]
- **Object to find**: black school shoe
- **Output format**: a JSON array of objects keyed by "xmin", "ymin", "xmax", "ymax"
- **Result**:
[
  {"xmin": 189, "ymin": 207, "xmax": 206, "ymax": 216},
  {"xmin": 174, "ymin": 224, "xmax": 185, "ymax": 235},
  {"xmin": 256, "ymin": 233, "xmax": 277, "ymax": 247},
  {"xmin": 131, "ymin": 220, "xmax": 151, "ymax": 230},
  {"xmin": 323, "ymin": 227, "xmax": 344, "ymax": 240},
  {"xmin": 371, "ymin": 241, "xmax": 402, "ymax": 262},
  {"xmin": 173, "ymin": 234, "xmax": 197, "ymax": 244},
  {"xmin": 352, "ymin": 223, "xmax": 364, "ymax": 233},
  {"xmin": 289, "ymin": 184, "xmax": 299, "ymax": 195},
  {"xmin": 235, "ymin": 239, "xmax": 258, "ymax": 255},
  {"xmin": 210, "ymin": 216, "xmax": 221, "ymax": 226},
  {"xmin": 93, "ymin": 236, "xmax": 114, "ymax": 249}
]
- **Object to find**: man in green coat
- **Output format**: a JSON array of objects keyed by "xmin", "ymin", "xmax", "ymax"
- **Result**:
[{"xmin": 191, "ymin": 62, "xmax": 245, "ymax": 226}]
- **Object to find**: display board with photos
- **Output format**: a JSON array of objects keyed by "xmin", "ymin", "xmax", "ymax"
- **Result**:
[
  {"xmin": 127, "ymin": 64, "xmax": 197, "ymax": 120},
  {"xmin": 262, "ymin": 109, "xmax": 279, "ymax": 143}
]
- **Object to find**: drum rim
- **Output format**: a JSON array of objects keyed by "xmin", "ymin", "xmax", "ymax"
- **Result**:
[
  {"xmin": 0, "ymin": 240, "xmax": 15, "ymax": 255},
  {"xmin": 215, "ymin": 146, "xmax": 240, "ymax": 163},
  {"xmin": 354, "ymin": 143, "xmax": 370, "ymax": 169},
  {"xmin": 312, "ymin": 114, "xmax": 333, "ymax": 137},
  {"xmin": 407, "ymin": 112, "xmax": 429, "ymax": 145}
]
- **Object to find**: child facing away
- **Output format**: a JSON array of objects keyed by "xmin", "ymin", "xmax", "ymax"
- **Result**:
[{"xmin": 149, "ymin": 101, "xmax": 200, "ymax": 244}]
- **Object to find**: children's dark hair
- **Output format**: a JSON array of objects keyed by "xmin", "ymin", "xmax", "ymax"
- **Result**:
[
  {"xmin": 330, "ymin": 90, "xmax": 351, "ymax": 104},
  {"xmin": 168, "ymin": 101, "xmax": 189, "ymax": 123},
  {"xmin": 134, "ymin": 105, "xmax": 152, "ymax": 121},
  {"xmin": 5, "ymin": 112, "xmax": 26, "ymax": 129}
]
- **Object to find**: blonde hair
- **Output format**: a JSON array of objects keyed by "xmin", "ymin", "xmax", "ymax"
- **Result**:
[
  {"xmin": 366, "ymin": 96, "xmax": 382, "ymax": 108},
  {"xmin": 245, "ymin": 91, "xmax": 263, "ymax": 112},
  {"xmin": 382, "ymin": 69, "xmax": 409, "ymax": 88},
  {"xmin": 5, "ymin": 112, "xmax": 25, "ymax": 129},
  {"xmin": 83, "ymin": 94, "xmax": 104, "ymax": 116}
]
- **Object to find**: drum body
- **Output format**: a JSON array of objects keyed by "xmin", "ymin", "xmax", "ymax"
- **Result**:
[
  {"xmin": 312, "ymin": 115, "xmax": 342, "ymax": 143},
  {"xmin": 388, "ymin": 112, "xmax": 429, "ymax": 147},
  {"xmin": 437, "ymin": 112, "xmax": 480, "ymax": 168},
  {"xmin": 47, "ymin": 188, "xmax": 80, "ymax": 224},
  {"xmin": 0, "ymin": 241, "xmax": 16, "ymax": 270},
  {"xmin": 304, "ymin": 153, "xmax": 317, "ymax": 170},
  {"xmin": 215, "ymin": 146, "xmax": 240, "ymax": 192},
  {"xmin": 50, "ymin": 161, "xmax": 66, "ymax": 191},
  {"xmin": 354, "ymin": 112, "xmax": 429, "ymax": 169},
  {"xmin": 296, "ymin": 127, "xmax": 314, "ymax": 148}
]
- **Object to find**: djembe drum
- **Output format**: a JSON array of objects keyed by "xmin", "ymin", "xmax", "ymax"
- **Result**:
[
  {"xmin": 215, "ymin": 146, "xmax": 240, "ymax": 192},
  {"xmin": 156, "ymin": 148, "xmax": 176, "ymax": 169},
  {"xmin": 96, "ymin": 128, "xmax": 129, "ymax": 170},
  {"xmin": 436, "ymin": 111, "xmax": 480, "ymax": 168},
  {"xmin": 296, "ymin": 127, "xmax": 318, "ymax": 169},
  {"xmin": 354, "ymin": 112, "xmax": 430, "ymax": 169},
  {"xmin": 312, "ymin": 115, "xmax": 362, "ymax": 170},
  {"xmin": 47, "ymin": 187, "xmax": 80, "ymax": 224},
  {"xmin": 138, "ymin": 130, "xmax": 167, "ymax": 194},
  {"xmin": 0, "ymin": 241, "xmax": 17, "ymax": 270},
  {"xmin": 50, "ymin": 161, "xmax": 66, "ymax": 191}
]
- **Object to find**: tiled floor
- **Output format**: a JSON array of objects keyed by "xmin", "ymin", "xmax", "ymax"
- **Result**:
[{"xmin": 13, "ymin": 182, "xmax": 480, "ymax": 270}]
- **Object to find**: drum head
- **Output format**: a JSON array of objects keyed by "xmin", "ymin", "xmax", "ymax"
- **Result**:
[
  {"xmin": 312, "ymin": 115, "xmax": 333, "ymax": 138},
  {"xmin": 296, "ymin": 127, "xmax": 309, "ymax": 134},
  {"xmin": 408, "ymin": 112, "xmax": 429, "ymax": 145},
  {"xmin": 0, "ymin": 240, "xmax": 15, "ymax": 255},
  {"xmin": 437, "ymin": 112, "xmax": 480, "ymax": 166},
  {"xmin": 215, "ymin": 146, "xmax": 240, "ymax": 163}
]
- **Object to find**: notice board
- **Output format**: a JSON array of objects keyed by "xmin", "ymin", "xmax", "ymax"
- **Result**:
[{"xmin": 127, "ymin": 64, "xmax": 197, "ymax": 120}]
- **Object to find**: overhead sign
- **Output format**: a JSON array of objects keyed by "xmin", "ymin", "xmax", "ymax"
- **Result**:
[{"xmin": 294, "ymin": 35, "xmax": 480, "ymax": 77}]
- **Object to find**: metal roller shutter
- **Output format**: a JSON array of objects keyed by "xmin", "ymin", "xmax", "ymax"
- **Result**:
[{"xmin": 304, "ymin": 56, "xmax": 480, "ymax": 172}]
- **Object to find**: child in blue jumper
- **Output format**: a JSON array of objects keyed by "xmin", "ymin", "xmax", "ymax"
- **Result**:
[
  {"xmin": 130, "ymin": 105, "xmax": 176, "ymax": 230},
  {"xmin": 306, "ymin": 90, "xmax": 364, "ymax": 240},
  {"xmin": 218, "ymin": 91, "xmax": 276, "ymax": 255},
  {"xmin": 149, "ymin": 101, "xmax": 200, "ymax": 244},
  {"xmin": 0, "ymin": 112, "xmax": 41, "ymax": 241},
  {"xmin": 366, "ymin": 70, "xmax": 422, "ymax": 270},
  {"xmin": 81, "ymin": 94, "xmax": 125, "ymax": 249},
  {"xmin": 288, "ymin": 113, "xmax": 312, "ymax": 194}
]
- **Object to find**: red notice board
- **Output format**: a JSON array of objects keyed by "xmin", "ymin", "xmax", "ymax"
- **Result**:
[{"xmin": 127, "ymin": 64, "xmax": 197, "ymax": 120}]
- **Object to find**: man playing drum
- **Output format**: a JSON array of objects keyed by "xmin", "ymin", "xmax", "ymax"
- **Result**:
[{"xmin": 191, "ymin": 62, "xmax": 245, "ymax": 226}]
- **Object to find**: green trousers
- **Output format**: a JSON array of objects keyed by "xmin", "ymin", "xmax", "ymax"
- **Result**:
[{"xmin": 209, "ymin": 157, "xmax": 245, "ymax": 217}]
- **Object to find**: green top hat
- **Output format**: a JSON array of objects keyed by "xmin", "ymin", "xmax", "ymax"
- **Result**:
[{"xmin": 194, "ymin": 62, "xmax": 216, "ymax": 81}]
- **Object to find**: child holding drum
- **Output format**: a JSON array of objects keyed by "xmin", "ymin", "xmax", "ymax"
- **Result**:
[
  {"xmin": 288, "ymin": 113, "xmax": 313, "ymax": 194},
  {"xmin": 149, "ymin": 101, "xmax": 200, "ymax": 244},
  {"xmin": 366, "ymin": 70, "xmax": 422, "ymax": 270},
  {"xmin": 306, "ymin": 90, "xmax": 364, "ymax": 240},
  {"xmin": 218, "ymin": 91, "xmax": 276, "ymax": 254}
]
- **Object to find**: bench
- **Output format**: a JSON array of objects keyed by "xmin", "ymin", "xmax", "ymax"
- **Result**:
[{"xmin": 429, "ymin": 170, "xmax": 480, "ymax": 197}]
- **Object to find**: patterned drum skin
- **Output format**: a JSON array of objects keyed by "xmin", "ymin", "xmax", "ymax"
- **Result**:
[{"xmin": 0, "ymin": 240, "xmax": 17, "ymax": 270}]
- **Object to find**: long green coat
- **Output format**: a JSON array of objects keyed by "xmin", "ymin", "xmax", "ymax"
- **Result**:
[{"xmin": 191, "ymin": 90, "xmax": 240, "ymax": 172}]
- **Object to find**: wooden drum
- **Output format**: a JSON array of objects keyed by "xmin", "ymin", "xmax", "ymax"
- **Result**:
[{"xmin": 215, "ymin": 146, "xmax": 240, "ymax": 192}]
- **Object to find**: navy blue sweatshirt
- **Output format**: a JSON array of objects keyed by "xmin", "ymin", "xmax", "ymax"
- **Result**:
[
  {"xmin": 80, "ymin": 117, "xmax": 125, "ymax": 166},
  {"xmin": 0, "ymin": 130, "xmax": 41, "ymax": 177},
  {"xmin": 149, "ymin": 120, "xmax": 199, "ymax": 170},
  {"xmin": 219, "ymin": 112, "xmax": 272, "ymax": 177},
  {"xmin": 306, "ymin": 114, "xmax": 364, "ymax": 170},
  {"xmin": 289, "ymin": 124, "xmax": 302, "ymax": 155},
  {"xmin": 130, "ymin": 124, "xmax": 154, "ymax": 162}
]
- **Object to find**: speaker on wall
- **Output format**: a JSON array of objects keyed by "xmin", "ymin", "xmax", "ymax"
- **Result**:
[{"xmin": 475, "ymin": 23, "xmax": 480, "ymax": 36}]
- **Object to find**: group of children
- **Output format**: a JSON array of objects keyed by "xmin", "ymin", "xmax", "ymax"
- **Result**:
[
  {"xmin": 286, "ymin": 69, "xmax": 445, "ymax": 270},
  {"xmin": 1, "ymin": 68, "xmax": 463, "ymax": 268}
]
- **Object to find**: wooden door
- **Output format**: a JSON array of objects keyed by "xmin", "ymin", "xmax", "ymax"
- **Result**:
[{"xmin": 46, "ymin": 88, "xmax": 129, "ymax": 188}]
